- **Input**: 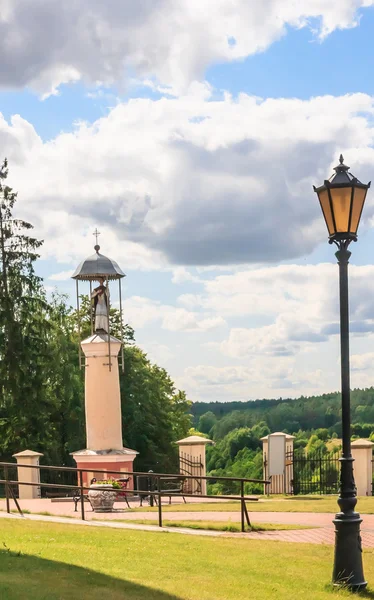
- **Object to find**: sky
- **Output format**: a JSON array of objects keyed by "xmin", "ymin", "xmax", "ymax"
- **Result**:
[{"xmin": 2, "ymin": 1, "xmax": 374, "ymax": 403}]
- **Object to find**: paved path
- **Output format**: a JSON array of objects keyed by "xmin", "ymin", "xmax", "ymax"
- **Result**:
[
  {"xmin": 3, "ymin": 498, "xmax": 374, "ymax": 547},
  {"xmin": 4, "ymin": 498, "xmax": 374, "ymax": 530},
  {"xmin": 2, "ymin": 510, "xmax": 374, "ymax": 547}
]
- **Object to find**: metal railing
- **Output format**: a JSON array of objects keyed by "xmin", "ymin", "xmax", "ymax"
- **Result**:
[{"xmin": 0, "ymin": 461, "xmax": 269, "ymax": 532}]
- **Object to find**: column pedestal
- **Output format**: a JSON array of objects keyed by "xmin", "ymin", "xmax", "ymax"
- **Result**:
[{"xmin": 72, "ymin": 332, "xmax": 138, "ymax": 488}]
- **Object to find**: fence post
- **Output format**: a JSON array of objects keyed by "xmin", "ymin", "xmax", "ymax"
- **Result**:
[
  {"xmin": 157, "ymin": 476, "xmax": 162, "ymax": 528},
  {"xmin": 240, "ymin": 480, "xmax": 245, "ymax": 533},
  {"xmin": 79, "ymin": 470, "xmax": 85, "ymax": 521},
  {"xmin": 148, "ymin": 470, "xmax": 154, "ymax": 507},
  {"xmin": 4, "ymin": 466, "xmax": 10, "ymax": 514}
]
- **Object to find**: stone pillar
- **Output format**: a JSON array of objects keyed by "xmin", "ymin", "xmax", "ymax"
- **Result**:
[
  {"xmin": 351, "ymin": 439, "xmax": 374, "ymax": 496},
  {"xmin": 72, "ymin": 332, "xmax": 138, "ymax": 489},
  {"xmin": 12, "ymin": 450, "xmax": 44, "ymax": 499},
  {"xmin": 176, "ymin": 435, "xmax": 214, "ymax": 495},
  {"xmin": 261, "ymin": 432, "xmax": 295, "ymax": 495}
]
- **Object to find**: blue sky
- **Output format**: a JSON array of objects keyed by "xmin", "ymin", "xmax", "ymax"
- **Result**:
[{"xmin": 2, "ymin": 1, "xmax": 374, "ymax": 402}]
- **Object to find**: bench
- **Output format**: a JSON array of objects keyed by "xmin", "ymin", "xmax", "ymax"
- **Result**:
[
  {"xmin": 136, "ymin": 475, "xmax": 187, "ymax": 506},
  {"xmin": 159, "ymin": 477, "xmax": 187, "ymax": 505}
]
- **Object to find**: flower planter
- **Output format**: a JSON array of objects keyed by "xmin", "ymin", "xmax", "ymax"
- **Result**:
[{"xmin": 88, "ymin": 484, "xmax": 118, "ymax": 512}]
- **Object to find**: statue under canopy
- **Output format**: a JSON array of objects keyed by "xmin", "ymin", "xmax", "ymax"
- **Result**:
[
  {"xmin": 71, "ymin": 230, "xmax": 126, "ymax": 371},
  {"xmin": 91, "ymin": 277, "xmax": 109, "ymax": 332}
]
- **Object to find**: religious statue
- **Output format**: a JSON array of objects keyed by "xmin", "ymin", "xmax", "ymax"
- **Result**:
[{"xmin": 91, "ymin": 277, "xmax": 109, "ymax": 332}]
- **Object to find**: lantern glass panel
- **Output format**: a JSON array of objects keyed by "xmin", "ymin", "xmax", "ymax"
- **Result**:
[
  {"xmin": 330, "ymin": 187, "xmax": 352, "ymax": 233},
  {"xmin": 350, "ymin": 187, "xmax": 367, "ymax": 234},
  {"xmin": 318, "ymin": 188, "xmax": 335, "ymax": 235}
]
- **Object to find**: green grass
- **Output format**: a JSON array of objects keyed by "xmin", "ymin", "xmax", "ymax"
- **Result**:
[
  {"xmin": 1, "ymin": 519, "xmax": 374, "ymax": 599},
  {"xmin": 126, "ymin": 518, "xmax": 312, "ymax": 532},
  {"xmin": 133, "ymin": 496, "xmax": 374, "ymax": 514}
]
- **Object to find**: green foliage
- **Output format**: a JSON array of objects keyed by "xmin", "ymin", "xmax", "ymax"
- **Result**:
[
  {"xmin": 206, "ymin": 422, "xmax": 269, "ymax": 494},
  {"xmin": 197, "ymin": 411, "xmax": 216, "ymax": 435},
  {"xmin": 94, "ymin": 479, "xmax": 121, "ymax": 489}
]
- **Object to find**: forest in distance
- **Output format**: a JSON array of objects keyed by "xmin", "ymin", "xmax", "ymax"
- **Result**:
[{"xmin": 192, "ymin": 388, "xmax": 374, "ymax": 494}]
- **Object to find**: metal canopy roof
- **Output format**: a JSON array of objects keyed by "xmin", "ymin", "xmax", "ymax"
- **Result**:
[{"xmin": 71, "ymin": 246, "xmax": 125, "ymax": 281}]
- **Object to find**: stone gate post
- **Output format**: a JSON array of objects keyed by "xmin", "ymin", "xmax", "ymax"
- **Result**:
[
  {"xmin": 351, "ymin": 439, "xmax": 374, "ymax": 496},
  {"xmin": 261, "ymin": 432, "xmax": 295, "ymax": 495},
  {"xmin": 176, "ymin": 435, "xmax": 214, "ymax": 495},
  {"xmin": 12, "ymin": 450, "xmax": 44, "ymax": 500}
]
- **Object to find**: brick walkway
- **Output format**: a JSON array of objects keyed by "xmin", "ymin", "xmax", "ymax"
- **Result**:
[{"xmin": 3, "ymin": 497, "xmax": 374, "ymax": 546}]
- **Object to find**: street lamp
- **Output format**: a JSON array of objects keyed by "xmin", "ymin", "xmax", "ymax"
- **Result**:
[{"xmin": 314, "ymin": 155, "xmax": 371, "ymax": 590}]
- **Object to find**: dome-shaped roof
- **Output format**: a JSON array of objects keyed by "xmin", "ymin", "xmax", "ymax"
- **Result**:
[{"xmin": 72, "ymin": 246, "xmax": 125, "ymax": 281}]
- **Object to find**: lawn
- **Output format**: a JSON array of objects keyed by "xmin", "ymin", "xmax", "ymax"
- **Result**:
[
  {"xmin": 1, "ymin": 518, "xmax": 374, "ymax": 599},
  {"xmin": 125, "ymin": 519, "xmax": 311, "ymax": 532},
  {"xmin": 133, "ymin": 495, "xmax": 374, "ymax": 514}
]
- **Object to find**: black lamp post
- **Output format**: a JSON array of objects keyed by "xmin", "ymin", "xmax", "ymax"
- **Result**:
[{"xmin": 314, "ymin": 155, "xmax": 371, "ymax": 590}]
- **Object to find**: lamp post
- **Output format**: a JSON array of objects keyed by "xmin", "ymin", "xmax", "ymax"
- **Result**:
[{"xmin": 313, "ymin": 155, "xmax": 371, "ymax": 590}]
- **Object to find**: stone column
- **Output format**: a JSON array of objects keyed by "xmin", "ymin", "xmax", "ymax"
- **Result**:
[
  {"xmin": 261, "ymin": 432, "xmax": 295, "ymax": 495},
  {"xmin": 72, "ymin": 332, "xmax": 138, "ymax": 489},
  {"xmin": 176, "ymin": 435, "xmax": 214, "ymax": 495},
  {"xmin": 82, "ymin": 333, "xmax": 123, "ymax": 451},
  {"xmin": 351, "ymin": 439, "xmax": 374, "ymax": 496},
  {"xmin": 12, "ymin": 450, "xmax": 44, "ymax": 500}
]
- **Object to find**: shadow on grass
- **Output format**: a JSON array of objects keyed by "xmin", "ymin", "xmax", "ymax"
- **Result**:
[
  {"xmin": 0, "ymin": 549, "xmax": 183, "ymax": 600},
  {"xmin": 323, "ymin": 583, "xmax": 374, "ymax": 598},
  {"xmin": 357, "ymin": 590, "xmax": 374, "ymax": 599}
]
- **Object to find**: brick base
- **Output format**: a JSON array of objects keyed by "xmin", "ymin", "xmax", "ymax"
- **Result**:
[{"xmin": 73, "ymin": 458, "xmax": 136, "ymax": 490}]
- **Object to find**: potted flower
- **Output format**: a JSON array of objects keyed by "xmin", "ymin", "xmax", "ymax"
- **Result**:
[{"xmin": 88, "ymin": 479, "xmax": 121, "ymax": 512}]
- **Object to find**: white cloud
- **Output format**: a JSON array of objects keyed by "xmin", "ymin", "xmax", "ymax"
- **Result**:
[
  {"xmin": 202, "ymin": 264, "xmax": 374, "ymax": 357},
  {"xmin": 172, "ymin": 262, "xmax": 374, "ymax": 400},
  {"xmin": 139, "ymin": 341, "xmax": 174, "ymax": 367},
  {"xmin": 124, "ymin": 295, "xmax": 226, "ymax": 332},
  {"xmin": 0, "ymin": 1, "xmax": 372, "ymax": 95},
  {"xmin": 48, "ymin": 270, "xmax": 74, "ymax": 281},
  {"xmin": 351, "ymin": 352, "xmax": 374, "ymax": 371},
  {"xmin": 171, "ymin": 267, "xmax": 201, "ymax": 284},
  {"xmin": 2, "ymin": 91, "xmax": 374, "ymax": 269}
]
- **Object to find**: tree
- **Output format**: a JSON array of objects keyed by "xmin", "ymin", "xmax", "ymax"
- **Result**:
[
  {"xmin": 0, "ymin": 159, "xmax": 62, "ymax": 461},
  {"xmin": 44, "ymin": 293, "xmax": 85, "ymax": 464},
  {"xmin": 198, "ymin": 411, "xmax": 217, "ymax": 435}
]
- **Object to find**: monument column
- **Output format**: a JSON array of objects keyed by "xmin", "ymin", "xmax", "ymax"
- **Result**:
[
  {"xmin": 72, "ymin": 332, "xmax": 138, "ymax": 488},
  {"xmin": 71, "ymin": 241, "xmax": 138, "ymax": 489}
]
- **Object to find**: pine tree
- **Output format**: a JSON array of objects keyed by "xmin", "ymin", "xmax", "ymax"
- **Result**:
[{"xmin": 0, "ymin": 159, "xmax": 59, "ymax": 459}]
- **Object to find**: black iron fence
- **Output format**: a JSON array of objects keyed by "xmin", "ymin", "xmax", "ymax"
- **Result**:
[
  {"xmin": 285, "ymin": 450, "xmax": 340, "ymax": 495},
  {"xmin": 40, "ymin": 467, "xmax": 78, "ymax": 498},
  {"xmin": 0, "ymin": 461, "xmax": 269, "ymax": 532}
]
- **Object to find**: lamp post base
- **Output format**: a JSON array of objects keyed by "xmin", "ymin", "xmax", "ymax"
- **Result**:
[{"xmin": 332, "ymin": 512, "xmax": 366, "ymax": 591}]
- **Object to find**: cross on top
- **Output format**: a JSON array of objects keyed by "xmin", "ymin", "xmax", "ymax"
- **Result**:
[{"xmin": 93, "ymin": 228, "xmax": 101, "ymax": 246}]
